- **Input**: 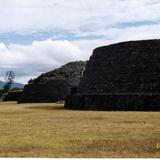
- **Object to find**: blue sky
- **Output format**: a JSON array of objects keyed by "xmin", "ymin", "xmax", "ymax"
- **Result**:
[
  {"xmin": 0, "ymin": 31, "xmax": 106, "ymax": 45},
  {"xmin": 1, "ymin": 0, "xmax": 160, "ymax": 83}
]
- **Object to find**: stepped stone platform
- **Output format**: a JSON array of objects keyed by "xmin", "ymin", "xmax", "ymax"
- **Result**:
[
  {"xmin": 18, "ymin": 61, "xmax": 86, "ymax": 103},
  {"xmin": 65, "ymin": 39, "xmax": 160, "ymax": 111}
]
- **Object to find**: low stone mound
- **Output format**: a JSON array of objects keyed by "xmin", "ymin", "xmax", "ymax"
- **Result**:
[
  {"xmin": 3, "ymin": 90, "xmax": 22, "ymax": 102},
  {"xmin": 65, "ymin": 39, "xmax": 160, "ymax": 111},
  {"xmin": 18, "ymin": 61, "xmax": 86, "ymax": 103}
]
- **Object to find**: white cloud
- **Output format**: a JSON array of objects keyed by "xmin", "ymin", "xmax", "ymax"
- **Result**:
[
  {"xmin": 1, "ymin": 0, "xmax": 160, "ymax": 83},
  {"xmin": 0, "ymin": 0, "xmax": 160, "ymax": 34},
  {"xmin": 0, "ymin": 39, "xmax": 83, "ymax": 83},
  {"xmin": 9, "ymin": 39, "xmax": 81, "ymax": 66}
]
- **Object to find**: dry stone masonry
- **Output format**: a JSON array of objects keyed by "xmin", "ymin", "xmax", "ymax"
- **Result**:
[
  {"xmin": 18, "ymin": 61, "xmax": 86, "ymax": 103},
  {"xmin": 65, "ymin": 39, "xmax": 160, "ymax": 111},
  {"xmin": 3, "ymin": 90, "xmax": 22, "ymax": 102}
]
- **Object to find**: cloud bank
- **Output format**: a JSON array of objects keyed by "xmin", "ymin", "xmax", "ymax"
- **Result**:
[
  {"xmin": 1, "ymin": 0, "xmax": 160, "ymax": 83},
  {"xmin": 0, "ymin": 0, "xmax": 160, "ymax": 34},
  {"xmin": 0, "ymin": 39, "xmax": 83, "ymax": 83}
]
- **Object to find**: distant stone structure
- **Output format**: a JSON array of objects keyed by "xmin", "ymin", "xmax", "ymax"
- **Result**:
[
  {"xmin": 65, "ymin": 39, "xmax": 160, "ymax": 111},
  {"xmin": 18, "ymin": 61, "xmax": 86, "ymax": 103},
  {"xmin": 3, "ymin": 90, "xmax": 22, "ymax": 102}
]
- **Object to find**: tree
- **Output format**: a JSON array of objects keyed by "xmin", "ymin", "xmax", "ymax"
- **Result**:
[{"xmin": 3, "ymin": 71, "xmax": 15, "ymax": 93}]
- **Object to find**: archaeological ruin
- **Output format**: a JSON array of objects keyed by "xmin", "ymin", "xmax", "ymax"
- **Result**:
[
  {"xmin": 3, "ymin": 90, "xmax": 22, "ymax": 102},
  {"xmin": 65, "ymin": 39, "xmax": 160, "ymax": 111},
  {"xmin": 18, "ymin": 61, "xmax": 86, "ymax": 103}
]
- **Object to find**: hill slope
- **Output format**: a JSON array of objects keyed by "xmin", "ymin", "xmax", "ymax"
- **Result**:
[{"xmin": 0, "ymin": 80, "xmax": 24, "ymax": 89}]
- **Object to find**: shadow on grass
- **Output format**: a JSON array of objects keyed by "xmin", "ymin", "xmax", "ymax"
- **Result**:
[{"xmin": 26, "ymin": 105, "xmax": 65, "ymax": 111}]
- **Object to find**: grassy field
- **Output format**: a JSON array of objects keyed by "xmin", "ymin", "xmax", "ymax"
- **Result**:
[{"xmin": 0, "ymin": 102, "xmax": 160, "ymax": 157}]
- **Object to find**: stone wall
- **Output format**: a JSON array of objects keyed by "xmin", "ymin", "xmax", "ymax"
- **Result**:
[
  {"xmin": 18, "ymin": 61, "xmax": 86, "ymax": 103},
  {"xmin": 65, "ymin": 39, "xmax": 160, "ymax": 111},
  {"xmin": 65, "ymin": 94, "xmax": 160, "ymax": 111},
  {"xmin": 3, "ymin": 90, "xmax": 22, "ymax": 102}
]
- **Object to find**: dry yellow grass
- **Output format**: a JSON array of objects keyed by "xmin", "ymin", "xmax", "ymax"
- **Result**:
[{"xmin": 0, "ymin": 102, "xmax": 160, "ymax": 157}]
